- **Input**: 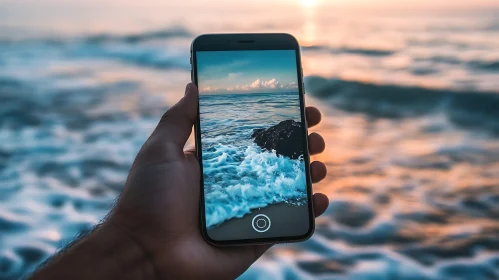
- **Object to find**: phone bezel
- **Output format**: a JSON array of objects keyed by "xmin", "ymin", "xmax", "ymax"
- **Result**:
[{"xmin": 191, "ymin": 33, "xmax": 314, "ymax": 246}]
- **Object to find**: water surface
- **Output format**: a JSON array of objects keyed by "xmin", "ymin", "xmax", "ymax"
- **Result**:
[{"xmin": 0, "ymin": 2, "xmax": 498, "ymax": 279}]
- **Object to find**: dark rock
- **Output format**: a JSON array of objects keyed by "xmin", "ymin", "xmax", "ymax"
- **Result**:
[{"xmin": 251, "ymin": 120, "xmax": 304, "ymax": 159}]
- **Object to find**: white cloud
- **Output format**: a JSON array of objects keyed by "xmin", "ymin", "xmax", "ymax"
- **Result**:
[
  {"xmin": 202, "ymin": 86, "xmax": 214, "ymax": 92},
  {"xmin": 250, "ymin": 79, "xmax": 261, "ymax": 88},
  {"xmin": 264, "ymin": 78, "xmax": 279, "ymax": 88},
  {"xmin": 201, "ymin": 78, "xmax": 298, "ymax": 93},
  {"xmin": 284, "ymin": 81, "xmax": 298, "ymax": 89},
  {"xmin": 249, "ymin": 78, "xmax": 280, "ymax": 89}
]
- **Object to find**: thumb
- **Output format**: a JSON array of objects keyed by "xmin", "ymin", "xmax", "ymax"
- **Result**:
[
  {"xmin": 138, "ymin": 84, "xmax": 198, "ymax": 163},
  {"xmin": 155, "ymin": 83, "xmax": 198, "ymax": 145}
]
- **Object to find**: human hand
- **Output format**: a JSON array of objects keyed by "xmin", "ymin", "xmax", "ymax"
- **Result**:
[
  {"xmin": 106, "ymin": 83, "xmax": 329, "ymax": 279},
  {"xmin": 32, "ymin": 83, "xmax": 329, "ymax": 280}
]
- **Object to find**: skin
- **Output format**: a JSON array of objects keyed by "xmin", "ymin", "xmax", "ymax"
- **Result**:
[{"xmin": 31, "ymin": 84, "xmax": 329, "ymax": 280}]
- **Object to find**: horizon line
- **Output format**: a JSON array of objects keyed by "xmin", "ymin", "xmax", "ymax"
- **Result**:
[{"xmin": 200, "ymin": 91, "xmax": 299, "ymax": 96}]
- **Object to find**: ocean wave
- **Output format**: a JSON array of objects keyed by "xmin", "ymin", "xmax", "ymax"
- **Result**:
[
  {"xmin": 84, "ymin": 26, "xmax": 192, "ymax": 44},
  {"xmin": 203, "ymin": 145, "xmax": 306, "ymax": 228},
  {"xmin": 0, "ymin": 26, "xmax": 192, "ymax": 45},
  {"xmin": 0, "ymin": 76, "xmax": 170, "ymax": 131},
  {"xmin": 412, "ymin": 55, "xmax": 499, "ymax": 72},
  {"xmin": 302, "ymin": 45, "xmax": 395, "ymax": 57},
  {"xmin": 69, "ymin": 42, "xmax": 190, "ymax": 70},
  {"xmin": 469, "ymin": 60, "xmax": 499, "ymax": 71},
  {"xmin": 305, "ymin": 76, "xmax": 499, "ymax": 135},
  {"xmin": 0, "ymin": 75, "xmax": 158, "ymax": 278},
  {"xmin": 0, "ymin": 27, "xmax": 192, "ymax": 71}
]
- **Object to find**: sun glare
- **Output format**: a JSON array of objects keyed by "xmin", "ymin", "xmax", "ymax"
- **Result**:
[{"xmin": 302, "ymin": 0, "xmax": 317, "ymax": 7}]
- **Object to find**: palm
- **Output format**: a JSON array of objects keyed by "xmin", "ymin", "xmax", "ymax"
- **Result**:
[
  {"xmin": 114, "ymin": 147, "xmax": 268, "ymax": 278},
  {"xmin": 111, "ymin": 84, "xmax": 329, "ymax": 279}
]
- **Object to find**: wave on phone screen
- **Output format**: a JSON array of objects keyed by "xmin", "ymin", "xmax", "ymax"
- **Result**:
[
  {"xmin": 201, "ymin": 93, "xmax": 306, "ymax": 228},
  {"xmin": 197, "ymin": 50, "xmax": 308, "ymax": 232}
]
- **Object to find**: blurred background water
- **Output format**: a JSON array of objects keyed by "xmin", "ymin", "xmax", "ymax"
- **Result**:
[{"xmin": 1, "ymin": 0, "xmax": 499, "ymax": 279}]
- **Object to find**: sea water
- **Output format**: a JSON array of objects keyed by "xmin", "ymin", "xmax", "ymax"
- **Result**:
[
  {"xmin": 0, "ymin": 3, "xmax": 498, "ymax": 279},
  {"xmin": 200, "ymin": 93, "xmax": 306, "ymax": 228}
]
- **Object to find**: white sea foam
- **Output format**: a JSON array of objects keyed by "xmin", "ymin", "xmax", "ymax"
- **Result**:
[{"xmin": 204, "ymin": 145, "xmax": 306, "ymax": 228}]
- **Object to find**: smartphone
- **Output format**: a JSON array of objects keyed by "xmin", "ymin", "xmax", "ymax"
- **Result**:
[{"xmin": 191, "ymin": 33, "xmax": 313, "ymax": 245}]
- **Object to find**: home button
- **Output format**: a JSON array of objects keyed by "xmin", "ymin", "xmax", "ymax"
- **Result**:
[{"xmin": 252, "ymin": 214, "xmax": 271, "ymax": 233}]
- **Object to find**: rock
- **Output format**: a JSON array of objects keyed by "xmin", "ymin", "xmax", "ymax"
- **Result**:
[{"xmin": 251, "ymin": 120, "xmax": 304, "ymax": 159}]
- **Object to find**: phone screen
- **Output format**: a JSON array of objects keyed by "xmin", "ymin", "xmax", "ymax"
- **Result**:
[{"xmin": 196, "ymin": 50, "xmax": 310, "ymax": 241}]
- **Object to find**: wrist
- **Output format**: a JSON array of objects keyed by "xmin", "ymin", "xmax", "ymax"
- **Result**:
[
  {"xmin": 100, "ymin": 221, "xmax": 159, "ymax": 280},
  {"xmin": 31, "ymin": 222, "xmax": 157, "ymax": 280}
]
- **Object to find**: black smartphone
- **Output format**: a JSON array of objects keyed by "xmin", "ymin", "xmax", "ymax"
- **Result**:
[{"xmin": 191, "ymin": 33, "xmax": 314, "ymax": 245}]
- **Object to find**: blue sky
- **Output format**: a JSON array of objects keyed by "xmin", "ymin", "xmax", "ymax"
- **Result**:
[{"xmin": 197, "ymin": 50, "xmax": 299, "ymax": 94}]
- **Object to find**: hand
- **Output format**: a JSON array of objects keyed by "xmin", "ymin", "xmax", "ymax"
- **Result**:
[
  {"xmin": 31, "ymin": 83, "xmax": 329, "ymax": 280},
  {"xmin": 108, "ymin": 83, "xmax": 329, "ymax": 279}
]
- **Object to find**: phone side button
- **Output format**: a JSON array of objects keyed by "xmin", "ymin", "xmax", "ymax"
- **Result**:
[{"xmin": 301, "ymin": 67, "xmax": 305, "ymax": 94}]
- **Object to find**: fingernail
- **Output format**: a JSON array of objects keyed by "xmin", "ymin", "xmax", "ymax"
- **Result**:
[{"xmin": 185, "ymin": 84, "xmax": 191, "ymax": 96}]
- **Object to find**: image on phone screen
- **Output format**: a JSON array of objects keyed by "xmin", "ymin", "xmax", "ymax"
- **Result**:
[{"xmin": 196, "ymin": 50, "xmax": 311, "ymax": 242}]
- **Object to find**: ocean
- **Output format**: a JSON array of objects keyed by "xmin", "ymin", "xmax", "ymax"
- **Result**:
[
  {"xmin": 199, "ymin": 92, "xmax": 306, "ymax": 228},
  {"xmin": 0, "ymin": 2, "xmax": 499, "ymax": 279}
]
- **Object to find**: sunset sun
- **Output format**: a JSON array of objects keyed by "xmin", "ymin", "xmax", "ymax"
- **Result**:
[{"xmin": 301, "ymin": 0, "xmax": 317, "ymax": 7}]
